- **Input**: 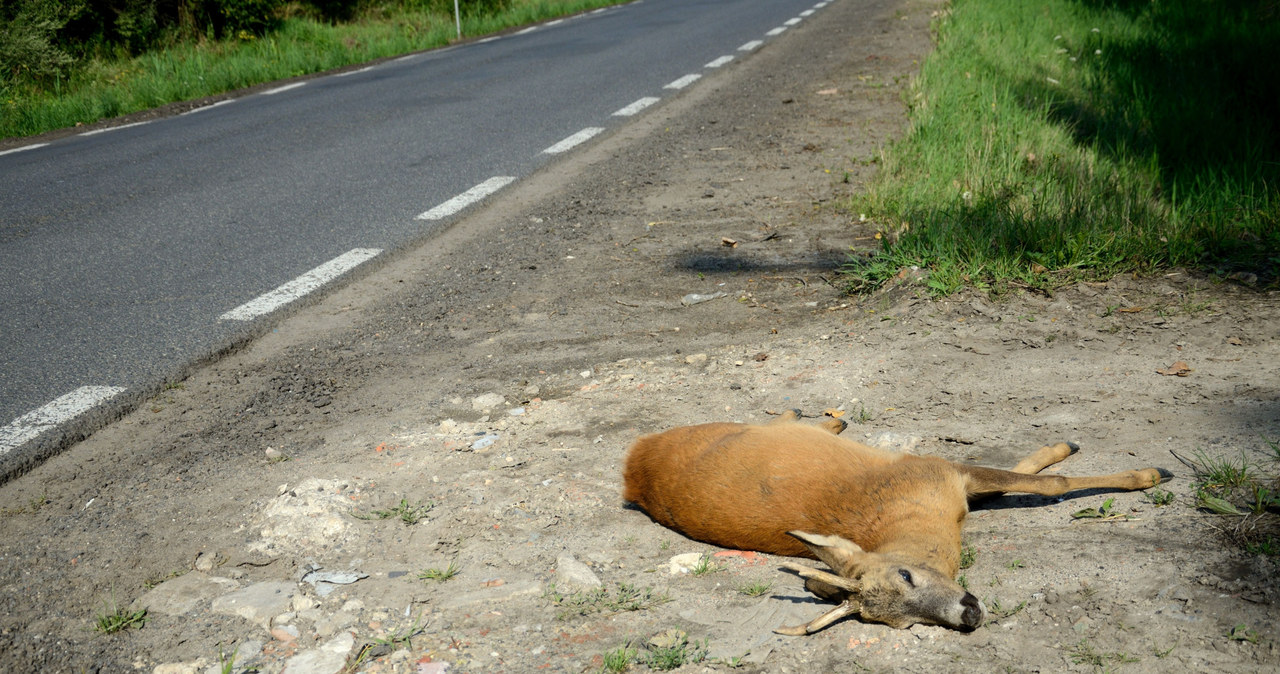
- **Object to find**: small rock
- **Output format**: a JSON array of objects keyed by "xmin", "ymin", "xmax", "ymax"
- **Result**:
[
  {"xmin": 135, "ymin": 573, "xmax": 239, "ymax": 617},
  {"xmin": 471, "ymin": 434, "xmax": 499, "ymax": 450},
  {"xmin": 152, "ymin": 659, "xmax": 208, "ymax": 674},
  {"xmin": 193, "ymin": 552, "xmax": 216, "ymax": 572},
  {"xmin": 270, "ymin": 625, "xmax": 299, "ymax": 642},
  {"xmin": 471, "ymin": 392, "xmax": 506, "ymax": 411},
  {"xmin": 681, "ymin": 291, "xmax": 728, "ymax": 306},
  {"xmin": 211, "ymin": 581, "xmax": 295, "ymax": 630},
  {"xmin": 684, "ymin": 353, "xmax": 708, "ymax": 366},
  {"xmin": 668, "ymin": 553, "xmax": 705, "ymax": 575},
  {"xmin": 555, "ymin": 554, "xmax": 602, "ymax": 590},
  {"xmin": 281, "ymin": 631, "xmax": 355, "ymax": 674}
]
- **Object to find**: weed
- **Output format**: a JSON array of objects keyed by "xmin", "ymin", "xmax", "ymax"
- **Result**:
[
  {"xmin": 1152, "ymin": 639, "xmax": 1178, "ymax": 658},
  {"xmin": 1007, "ymin": 559, "xmax": 1025, "ymax": 570},
  {"xmin": 852, "ymin": 404, "xmax": 874, "ymax": 424},
  {"xmin": 1068, "ymin": 638, "xmax": 1140, "ymax": 668},
  {"xmin": 1145, "ymin": 487, "xmax": 1176, "ymax": 507},
  {"xmin": 737, "ymin": 580, "xmax": 774, "ymax": 598},
  {"xmin": 143, "ymin": 570, "xmax": 185, "ymax": 589},
  {"xmin": 690, "ymin": 554, "xmax": 722, "ymax": 577},
  {"xmin": 375, "ymin": 616, "xmax": 427, "ymax": 650},
  {"xmin": 1228, "ymin": 624, "xmax": 1259, "ymax": 644},
  {"xmin": 545, "ymin": 582, "xmax": 669, "ymax": 620},
  {"xmin": 93, "ymin": 605, "xmax": 148, "ymax": 634},
  {"xmin": 218, "ymin": 645, "xmax": 238, "ymax": 674},
  {"xmin": 957, "ymin": 574, "xmax": 969, "ymax": 590},
  {"xmin": 959, "ymin": 541, "xmax": 977, "ymax": 570},
  {"xmin": 985, "ymin": 598, "xmax": 1027, "ymax": 624},
  {"xmin": 1, "ymin": 490, "xmax": 51, "ymax": 516},
  {"xmin": 600, "ymin": 643, "xmax": 636, "ymax": 673},
  {"xmin": 1071, "ymin": 497, "xmax": 1132, "ymax": 521},
  {"xmin": 355, "ymin": 497, "xmax": 433, "ymax": 525},
  {"xmin": 644, "ymin": 630, "xmax": 708, "ymax": 671},
  {"xmin": 419, "ymin": 560, "xmax": 460, "ymax": 582}
]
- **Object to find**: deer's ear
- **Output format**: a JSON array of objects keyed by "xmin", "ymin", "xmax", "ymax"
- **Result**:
[{"xmin": 787, "ymin": 531, "xmax": 866, "ymax": 576}]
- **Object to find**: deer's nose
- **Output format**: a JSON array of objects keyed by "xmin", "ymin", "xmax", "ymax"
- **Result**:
[{"xmin": 959, "ymin": 592, "xmax": 984, "ymax": 629}]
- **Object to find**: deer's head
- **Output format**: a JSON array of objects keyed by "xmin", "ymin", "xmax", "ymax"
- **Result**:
[{"xmin": 775, "ymin": 531, "xmax": 985, "ymax": 634}]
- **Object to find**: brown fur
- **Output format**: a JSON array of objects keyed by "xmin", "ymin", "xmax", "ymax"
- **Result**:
[{"xmin": 622, "ymin": 411, "xmax": 1169, "ymax": 633}]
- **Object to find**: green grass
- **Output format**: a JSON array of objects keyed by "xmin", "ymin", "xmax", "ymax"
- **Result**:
[
  {"xmin": 544, "ymin": 582, "xmax": 670, "ymax": 620},
  {"xmin": 418, "ymin": 560, "xmax": 460, "ymax": 582},
  {"xmin": 355, "ymin": 497, "xmax": 433, "ymax": 524},
  {"xmin": 600, "ymin": 643, "xmax": 637, "ymax": 673},
  {"xmin": 93, "ymin": 605, "xmax": 148, "ymax": 634},
  {"xmin": 1175, "ymin": 439, "xmax": 1280, "ymax": 556},
  {"xmin": 846, "ymin": 0, "xmax": 1279, "ymax": 295},
  {"xmin": 1, "ymin": 0, "xmax": 630, "ymax": 140},
  {"xmin": 736, "ymin": 580, "xmax": 773, "ymax": 598}
]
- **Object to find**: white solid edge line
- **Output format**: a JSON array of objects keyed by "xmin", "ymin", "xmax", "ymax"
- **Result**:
[
  {"xmin": 79, "ymin": 121, "xmax": 151, "ymax": 137},
  {"xmin": 738, "ymin": 40, "xmax": 764, "ymax": 51},
  {"xmin": 664, "ymin": 73, "xmax": 702, "ymax": 90},
  {"xmin": 0, "ymin": 143, "xmax": 49, "ymax": 157},
  {"xmin": 182, "ymin": 99, "xmax": 234, "ymax": 115},
  {"xmin": 516, "ymin": 26, "xmax": 538, "ymax": 35},
  {"xmin": 417, "ymin": 176, "xmax": 517, "ymax": 220},
  {"xmin": 766, "ymin": 26, "xmax": 787, "ymax": 36},
  {"xmin": 543, "ymin": 127, "xmax": 605, "ymax": 154},
  {"xmin": 263, "ymin": 82, "xmax": 306, "ymax": 95},
  {"xmin": 613, "ymin": 97, "xmax": 660, "ymax": 116},
  {"xmin": 545, "ymin": 19, "xmax": 564, "ymax": 26},
  {"xmin": 706, "ymin": 55, "xmax": 734, "ymax": 68},
  {"xmin": 0, "ymin": 386, "xmax": 127, "ymax": 456},
  {"xmin": 219, "ymin": 248, "xmax": 382, "ymax": 321}
]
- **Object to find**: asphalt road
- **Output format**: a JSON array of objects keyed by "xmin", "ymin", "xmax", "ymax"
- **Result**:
[{"xmin": 0, "ymin": 0, "xmax": 838, "ymax": 478}]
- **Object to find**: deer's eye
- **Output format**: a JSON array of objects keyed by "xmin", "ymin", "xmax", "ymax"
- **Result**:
[{"xmin": 898, "ymin": 569, "xmax": 914, "ymax": 586}]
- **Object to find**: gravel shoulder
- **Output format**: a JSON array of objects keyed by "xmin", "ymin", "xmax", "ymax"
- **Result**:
[{"xmin": 1, "ymin": 0, "xmax": 1278, "ymax": 672}]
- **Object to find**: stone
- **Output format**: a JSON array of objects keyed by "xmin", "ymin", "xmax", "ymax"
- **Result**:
[
  {"xmin": 152, "ymin": 659, "xmax": 208, "ymax": 674},
  {"xmin": 248, "ymin": 479, "xmax": 356, "ymax": 557},
  {"xmin": 554, "ymin": 554, "xmax": 602, "ymax": 590},
  {"xmin": 281, "ymin": 631, "xmax": 355, "ymax": 674},
  {"xmin": 134, "ymin": 573, "xmax": 239, "ymax": 617},
  {"xmin": 471, "ymin": 392, "xmax": 506, "ymax": 411},
  {"xmin": 668, "ymin": 552, "xmax": 705, "ymax": 575},
  {"xmin": 211, "ymin": 581, "xmax": 296, "ymax": 629}
]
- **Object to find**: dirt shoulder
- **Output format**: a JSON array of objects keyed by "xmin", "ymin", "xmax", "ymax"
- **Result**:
[{"xmin": 2, "ymin": 0, "xmax": 1278, "ymax": 672}]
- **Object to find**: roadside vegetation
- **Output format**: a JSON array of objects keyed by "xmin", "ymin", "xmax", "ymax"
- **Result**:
[
  {"xmin": 847, "ymin": 0, "xmax": 1279, "ymax": 295},
  {"xmin": 0, "ymin": 0, "xmax": 627, "ymax": 140}
]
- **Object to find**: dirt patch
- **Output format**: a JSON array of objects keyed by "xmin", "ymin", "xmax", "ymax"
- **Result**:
[{"xmin": 1, "ymin": 0, "xmax": 1278, "ymax": 672}]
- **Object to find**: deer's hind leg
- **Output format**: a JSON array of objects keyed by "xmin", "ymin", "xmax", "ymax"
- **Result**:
[
  {"xmin": 1010, "ymin": 442, "xmax": 1079, "ymax": 474},
  {"xmin": 768, "ymin": 408, "xmax": 847, "ymax": 435},
  {"xmin": 959, "ymin": 463, "xmax": 1169, "ymax": 499}
]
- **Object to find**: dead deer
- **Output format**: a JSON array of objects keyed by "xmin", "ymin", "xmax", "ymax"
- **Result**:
[{"xmin": 622, "ymin": 410, "xmax": 1170, "ymax": 634}]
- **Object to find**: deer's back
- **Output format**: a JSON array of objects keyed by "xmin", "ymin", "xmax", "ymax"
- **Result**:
[{"xmin": 623, "ymin": 422, "xmax": 958, "ymax": 557}]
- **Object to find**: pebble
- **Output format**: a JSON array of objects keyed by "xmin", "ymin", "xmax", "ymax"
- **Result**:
[
  {"xmin": 211, "ymin": 581, "xmax": 296, "ymax": 630},
  {"xmin": 555, "ymin": 554, "xmax": 602, "ymax": 589},
  {"xmin": 280, "ymin": 631, "xmax": 355, "ymax": 674},
  {"xmin": 471, "ymin": 392, "xmax": 506, "ymax": 411}
]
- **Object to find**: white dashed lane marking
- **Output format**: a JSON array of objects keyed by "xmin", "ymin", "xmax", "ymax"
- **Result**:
[
  {"xmin": 219, "ymin": 248, "xmax": 382, "ymax": 321},
  {"xmin": 0, "ymin": 386, "xmax": 127, "ymax": 456},
  {"xmin": 543, "ymin": 127, "xmax": 605, "ymax": 154},
  {"xmin": 613, "ymin": 97, "xmax": 661, "ymax": 116},
  {"xmin": 416, "ymin": 176, "xmax": 517, "ymax": 220},
  {"xmin": 664, "ymin": 74, "xmax": 702, "ymax": 90}
]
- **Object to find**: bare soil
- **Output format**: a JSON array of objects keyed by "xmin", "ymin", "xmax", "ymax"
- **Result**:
[{"xmin": 2, "ymin": 0, "xmax": 1278, "ymax": 672}]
